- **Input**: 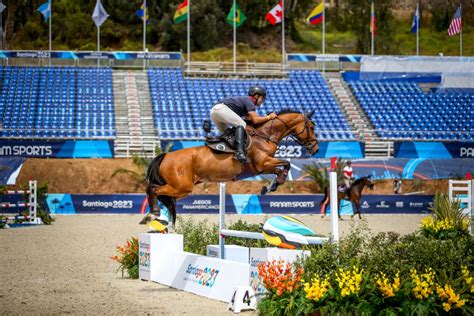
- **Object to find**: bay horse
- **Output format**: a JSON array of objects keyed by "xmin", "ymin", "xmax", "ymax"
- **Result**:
[
  {"xmin": 320, "ymin": 176, "xmax": 374, "ymax": 220},
  {"xmin": 142, "ymin": 109, "xmax": 319, "ymax": 228}
]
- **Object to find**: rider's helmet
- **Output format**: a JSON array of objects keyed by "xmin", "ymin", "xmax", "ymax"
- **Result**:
[
  {"xmin": 248, "ymin": 86, "xmax": 267, "ymax": 98},
  {"xmin": 347, "ymin": 161, "xmax": 352, "ymax": 166}
]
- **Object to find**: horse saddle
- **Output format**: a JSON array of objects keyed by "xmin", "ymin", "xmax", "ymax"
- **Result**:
[{"xmin": 205, "ymin": 127, "xmax": 251, "ymax": 154}]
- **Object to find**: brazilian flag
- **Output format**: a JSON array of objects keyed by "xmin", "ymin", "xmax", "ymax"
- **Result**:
[{"xmin": 226, "ymin": 3, "xmax": 246, "ymax": 27}]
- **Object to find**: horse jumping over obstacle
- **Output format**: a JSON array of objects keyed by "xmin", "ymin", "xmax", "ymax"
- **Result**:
[
  {"xmin": 320, "ymin": 176, "xmax": 374, "ymax": 220},
  {"xmin": 142, "ymin": 109, "xmax": 319, "ymax": 228}
]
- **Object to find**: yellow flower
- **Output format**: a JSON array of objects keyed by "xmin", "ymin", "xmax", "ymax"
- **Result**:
[
  {"xmin": 375, "ymin": 272, "xmax": 400, "ymax": 298},
  {"xmin": 443, "ymin": 302, "xmax": 452, "ymax": 312},
  {"xmin": 304, "ymin": 275, "xmax": 330, "ymax": 302},
  {"xmin": 411, "ymin": 268, "xmax": 435, "ymax": 299}
]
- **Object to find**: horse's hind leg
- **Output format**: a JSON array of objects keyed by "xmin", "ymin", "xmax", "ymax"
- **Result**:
[
  {"xmin": 157, "ymin": 195, "xmax": 177, "ymax": 229},
  {"xmin": 139, "ymin": 184, "xmax": 161, "ymax": 225}
]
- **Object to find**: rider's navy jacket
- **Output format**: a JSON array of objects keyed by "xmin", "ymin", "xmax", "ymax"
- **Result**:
[{"xmin": 220, "ymin": 96, "xmax": 256, "ymax": 117}]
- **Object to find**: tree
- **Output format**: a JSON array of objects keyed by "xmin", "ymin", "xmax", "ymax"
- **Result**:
[{"xmin": 342, "ymin": 0, "xmax": 398, "ymax": 54}]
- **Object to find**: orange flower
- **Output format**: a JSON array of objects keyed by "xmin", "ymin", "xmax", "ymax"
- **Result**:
[{"xmin": 257, "ymin": 260, "xmax": 304, "ymax": 295}]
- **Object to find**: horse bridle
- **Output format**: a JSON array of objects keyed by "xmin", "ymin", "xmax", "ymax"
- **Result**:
[
  {"xmin": 248, "ymin": 114, "xmax": 318, "ymax": 153},
  {"xmin": 276, "ymin": 115, "xmax": 318, "ymax": 153}
]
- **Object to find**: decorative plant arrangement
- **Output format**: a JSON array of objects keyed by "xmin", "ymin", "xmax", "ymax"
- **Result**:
[
  {"xmin": 257, "ymin": 194, "xmax": 473, "ymax": 315},
  {"xmin": 111, "ymin": 236, "xmax": 139, "ymax": 279},
  {"xmin": 110, "ymin": 194, "xmax": 473, "ymax": 314},
  {"xmin": 420, "ymin": 193, "xmax": 470, "ymax": 239}
]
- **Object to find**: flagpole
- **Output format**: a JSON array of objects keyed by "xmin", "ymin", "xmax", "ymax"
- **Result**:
[
  {"xmin": 0, "ymin": 3, "xmax": 2, "ymax": 50},
  {"xmin": 97, "ymin": 26, "xmax": 100, "ymax": 67},
  {"xmin": 143, "ymin": 0, "xmax": 146, "ymax": 69},
  {"xmin": 322, "ymin": 0, "xmax": 325, "ymax": 55},
  {"xmin": 460, "ymin": 4, "xmax": 462, "ymax": 57},
  {"xmin": 187, "ymin": 0, "xmax": 190, "ymax": 72},
  {"xmin": 49, "ymin": 0, "xmax": 52, "ymax": 52},
  {"xmin": 233, "ymin": 0, "xmax": 236, "ymax": 73},
  {"xmin": 281, "ymin": 0, "xmax": 285, "ymax": 66},
  {"xmin": 371, "ymin": 0, "xmax": 374, "ymax": 56},
  {"xmin": 416, "ymin": 2, "xmax": 419, "ymax": 56}
]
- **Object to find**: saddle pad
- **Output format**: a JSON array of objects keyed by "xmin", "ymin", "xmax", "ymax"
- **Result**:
[{"xmin": 205, "ymin": 141, "xmax": 235, "ymax": 153}]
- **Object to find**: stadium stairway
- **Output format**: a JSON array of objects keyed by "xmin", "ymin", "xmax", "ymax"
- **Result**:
[
  {"xmin": 112, "ymin": 70, "xmax": 158, "ymax": 157},
  {"xmin": 324, "ymin": 73, "xmax": 393, "ymax": 158}
]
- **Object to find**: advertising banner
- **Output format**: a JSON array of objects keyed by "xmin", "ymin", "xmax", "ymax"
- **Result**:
[
  {"xmin": 0, "ymin": 140, "xmax": 113, "ymax": 158},
  {"xmin": 142, "ymin": 233, "xmax": 251, "ymax": 303},
  {"xmin": 161, "ymin": 140, "xmax": 365, "ymax": 159},
  {"xmin": 394, "ymin": 141, "xmax": 474, "ymax": 159},
  {"xmin": 46, "ymin": 193, "xmax": 434, "ymax": 215},
  {"xmin": 0, "ymin": 50, "xmax": 181, "ymax": 60}
]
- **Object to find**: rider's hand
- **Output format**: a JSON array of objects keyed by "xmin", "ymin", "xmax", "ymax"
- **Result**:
[{"xmin": 269, "ymin": 112, "xmax": 277, "ymax": 120}]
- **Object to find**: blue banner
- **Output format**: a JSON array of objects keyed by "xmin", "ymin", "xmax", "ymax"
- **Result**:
[
  {"xmin": 45, "ymin": 193, "xmax": 434, "ymax": 215},
  {"xmin": 0, "ymin": 140, "xmax": 113, "ymax": 158},
  {"xmin": 395, "ymin": 142, "xmax": 474, "ymax": 159},
  {"xmin": 287, "ymin": 54, "xmax": 361, "ymax": 63},
  {"xmin": 162, "ymin": 140, "xmax": 364, "ymax": 159},
  {"xmin": 0, "ymin": 50, "xmax": 181, "ymax": 60}
]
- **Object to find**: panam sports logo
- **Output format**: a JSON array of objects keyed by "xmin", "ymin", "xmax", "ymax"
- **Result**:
[
  {"xmin": 269, "ymin": 201, "xmax": 315, "ymax": 208},
  {"xmin": 460, "ymin": 147, "xmax": 474, "ymax": 157},
  {"xmin": 185, "ymin": 264, "xmax": 220, "ymax": 288}
]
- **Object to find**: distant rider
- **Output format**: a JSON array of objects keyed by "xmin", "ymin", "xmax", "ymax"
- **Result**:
[
  {"xmin": 343, "ymin": 160, "xmax": 354, "ymax": 190},
  {"xmin": 210, "ymin": 86, "xmax": 277, "ymax": 163}
]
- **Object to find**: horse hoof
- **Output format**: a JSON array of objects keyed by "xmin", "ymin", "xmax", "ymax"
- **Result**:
[
  {"xmin": 139, "ymin": 213, "xmax": 156, "ymax": 225},
  {"xmin": 261, "ymin": 186, "xmax": 268, "ymax": 196}
]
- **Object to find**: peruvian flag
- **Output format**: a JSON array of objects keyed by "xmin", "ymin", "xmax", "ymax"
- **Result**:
[{"xmin": 265, "ymin": 1, "xmax": 283, "ymax": 26}]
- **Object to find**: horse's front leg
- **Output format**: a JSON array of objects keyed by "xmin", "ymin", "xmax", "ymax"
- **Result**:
[{"xmin": 259, "ymin": 158, "xmax": 290, "ymax": 195}]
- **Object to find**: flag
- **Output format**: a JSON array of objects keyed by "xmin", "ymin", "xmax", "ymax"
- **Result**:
[
  {"xmin": 92, "ymin": 0, "xmax": 109, "ymax": 27},
  {"xmin": 448, "ymin": 6, "xmax": 462, "ymax": 36},
  {"xmin": 174, "ymin": 0, "xmax": 188, "ymax": 24},
  {"xmin": 136, "ymin": 2, "xmax": 149, "ymax": 24},
  {"xmin": 265, "ymin": 1, "xmax": 283, "ymax": 26},
  {"xmin": 370, "ymin": 0, "xmax": 376, "ymax": 36},
  {"xmin": 0, "ymin": 3, "xmax": 6, "ymax": 13},
  {"xmin": 411, "ymin": 4, "xmax": 419, "ymax": 33},
  {"xmin": 330, "ymin": 157, "xmax": 337, "ymax": 171},
  {"xmin": 37, "ymin": 0, "xmax": 51, "ymax": 22},
  {"xmin": 226, "ymin": 3, "xmax": 246, "ymax": 28},
  {"xmin": 306, "ymin": 2, "xmax": 324, "ymax": 25}
]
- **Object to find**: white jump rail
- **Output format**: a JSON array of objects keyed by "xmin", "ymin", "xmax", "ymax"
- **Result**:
[
  {"xmin": 1, "ymin": 180, "xmax": 39, "ymax": 224},
  {"xmin": 218, "ymin": 172, "xmax": 340, "ymax": 259}
]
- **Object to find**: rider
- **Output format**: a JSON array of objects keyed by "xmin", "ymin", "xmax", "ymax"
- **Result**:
[
  {"xmin": 210, "ymin": 86, "xmax": 277, "ymax": 163},
  {"xmin": 343, "ymin": 160, "xmax": 355, "ymax": 191}
]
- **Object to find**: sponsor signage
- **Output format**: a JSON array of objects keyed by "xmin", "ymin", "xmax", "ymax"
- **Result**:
[
  {"xmin": 46, "ymin": 193, "xmax": 434, "ymax": 215},
  {"xmin": 0, "ymin": 50, "xmax": 181, "ymax": 60},
  {"xmin": 0, "ymin": 140, "xmax": 113, "ymax": 158},
  {"xmin": 394, "ymin": 141, "xmax": 474, "ymax": 159},
  {"xmin": 141, "ymin": 233, "xmax": 251, "ymax": 303},
  {"xmin": 70, "ymin": 194, "xmax": 147, "ymax": 214}
]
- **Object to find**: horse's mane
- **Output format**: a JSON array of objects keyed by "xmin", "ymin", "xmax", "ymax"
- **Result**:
[
  {"xmin": 277, "ymin": 108, "xmax": 301, "ymax": 115},
  {"xmin": 353, "ymin": 177, "xmax": 367, "ymax": 185}
]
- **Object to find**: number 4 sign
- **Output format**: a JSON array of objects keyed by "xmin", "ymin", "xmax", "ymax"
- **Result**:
[{"xmin": 228, "ymin": 286, "xmax": 257, "ymax": 313}]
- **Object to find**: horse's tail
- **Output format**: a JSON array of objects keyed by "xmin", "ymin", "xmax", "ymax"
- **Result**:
[{"xmin": 145, "ymin": 153, "xmax": 167, "ymax": 185}]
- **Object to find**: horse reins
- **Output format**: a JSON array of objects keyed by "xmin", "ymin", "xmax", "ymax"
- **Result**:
[{"xmin": 248, "ymin": 114, "xmax": 318, "ymax": 152}]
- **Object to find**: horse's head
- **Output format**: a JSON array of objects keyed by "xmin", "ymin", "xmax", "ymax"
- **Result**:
[
  {"xmin": 286, "ymin": 109, "xmax": 319, "ymax": 155},
  {"xmin": 363, "ymin": 175, "xmax": 375, "ymax": 190}
]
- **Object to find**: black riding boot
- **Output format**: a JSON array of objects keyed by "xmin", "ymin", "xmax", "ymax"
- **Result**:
[{"xmin": 234, "ymin": 126, "xmax": 248, "ymax": 164}]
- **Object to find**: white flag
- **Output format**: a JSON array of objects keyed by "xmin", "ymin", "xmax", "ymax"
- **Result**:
[
  {"xmin": 92, "ymin": 0, "xmax": 109, "ymax": 28},
  {"xmin": 0, "ymin": 3, "xmax": 6, "ymax": 13}
]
